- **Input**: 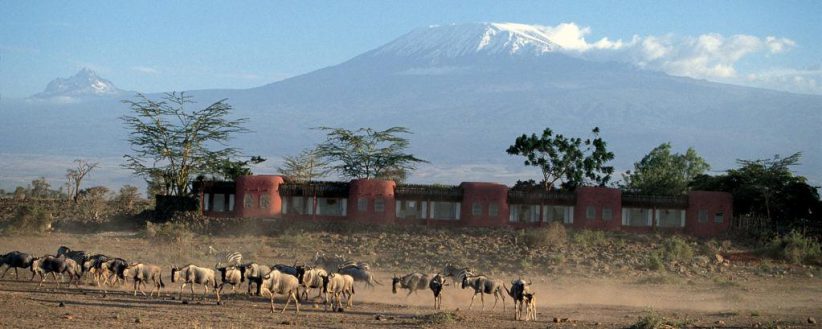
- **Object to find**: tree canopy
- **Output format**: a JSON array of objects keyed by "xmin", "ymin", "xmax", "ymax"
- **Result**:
[
  {"xmin": 316, "ymin": 127, "xmax": 427, "ymax": 180},
  {"xmin": 506, "ymin": 127, "xmax": 614, "ymax": 190},
  {"xmin": 278, "ymin": 147, "xmax": 331, "ymax": 183},
  {"xmin": 623, "ymin": 143, "xmax": 710, "ymax": 195},
  {"xmin": 691, "ymin": 152, "xmax": 821, "ymax": 234},
  {"xmin": 121, "ymin": 92, "xmax": 248, "ymax": 196}
]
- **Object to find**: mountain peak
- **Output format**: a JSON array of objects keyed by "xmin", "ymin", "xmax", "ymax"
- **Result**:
[
  {"xmin": 32, "ymin": 68, "xmax": 122, "ymax": 99},
  {"xmin": 370, "ymin": 22, "xmax": 561, "ymax": 59}
]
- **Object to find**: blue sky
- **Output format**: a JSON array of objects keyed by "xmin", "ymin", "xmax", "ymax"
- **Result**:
[{"xmin": 1, "ymin": 0, "xmax": 821, "ymax": 98}]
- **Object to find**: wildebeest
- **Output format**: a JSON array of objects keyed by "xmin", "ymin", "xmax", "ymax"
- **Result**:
[
  {"xmin": 101, "ymin": 257, "xmax": 129, "ymax": 287},
  {"xmin": 126, "ymin": 263, "xmax": 165, "ymax": 297},
  {"xmin": 272, "ymin": 264, "xmax": 299, "ymax": 277},
  {"xmin": 429, "ymin": 273, "xmax": 446, "ymax": 310},
  {"xmin": 216, "ymin": 265, "xmax": 242, "ymax": 295},
  {"xmin": 462, "ymin": 274, "xmax": 506, "ymax": 311},
  {"xmin": 56, "ymin": 246, "xmax": 88, "ymax": 271},
  {"xmin": 338, "ymin": 264, "xmax": 381, "ymax": 288},
  {"xmin": 31, "ymin": 255, "xmax": 81, "ymax": 288},
  {"xmin": 295, "ymin": 265, "xmax": 327, "ymax": 301},
  {"xmin": 504, "ymin": 279, "xmax": 532, "ymax": 320},
  {"xmin": 82, "ymin": 254, "xmax": 110, "ymax": 286},
  {"xmin": 0, "ymin": 251, "xmax": 35, "ymax": 280},
  {"xmin": 323, "ymin": 272, "xmax": 354, "ymax": 311},
  {"xmin": 238, "ymin": 262, "xmax": 271, "ymax": 295},
  {"xmin": 171, "ymin": 264, "xmax": 220, "ymax": 302},
  {"xmin": 260, "ymin": 270, "xmax": 300, "ymax": 314},
  {"xmin": 392, "ymin": 272, "xmax": 431, "ymax": 296},
  {"xmin": 523, "ymin": 292, "xmax": 537, "ymax": 321}
]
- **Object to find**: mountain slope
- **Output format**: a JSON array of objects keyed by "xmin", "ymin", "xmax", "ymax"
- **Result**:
[{"xmin": 1, "ymin": 23, "xmax": 820, "ymax": 188}]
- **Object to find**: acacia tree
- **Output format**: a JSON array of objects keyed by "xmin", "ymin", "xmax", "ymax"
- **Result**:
[
  {"xmin": 65, "ymin": 159, "xmax": 99, "ymax": 203},
  {"xmin": 623, "ymin": 143, "xmax": 710, "ymax": 195},
  {"xmin": 316, "ymin": 127, "xmax": 427, "ymax": 180},
  {"xmin": 506, "ymin": 127, "xmax": 614, "ymax": 190},
  {"xmin": 121, "ymin": 92, "xmax": 248, "ymax": 197},
  {"xmin": 278, "ymin": 147, "xmax": 330, "ymax": 183}
]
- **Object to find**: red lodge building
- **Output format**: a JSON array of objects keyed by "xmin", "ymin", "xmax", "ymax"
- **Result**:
[{"xmin": 194, "ymin": 175, "xmax": 733, "ymax": 237}]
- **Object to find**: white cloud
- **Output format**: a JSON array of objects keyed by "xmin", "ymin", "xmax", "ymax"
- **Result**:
[
  {"xmin": 132, "ymin": 66, "xmax": 160, "ymax": 74},
  {"xmin": 745, "ymin": 66, "xmax": 822, "ymax": 94},
  {"xmin": 532, "ymin": 22, "xmax": 806, "ymax": 90}
]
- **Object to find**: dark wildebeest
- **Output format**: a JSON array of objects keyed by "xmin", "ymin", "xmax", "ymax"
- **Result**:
[
  {"xmin": 0, "ymin": 251, "xmax": 35, "ymax": 280},
  {"xmin": 31, "ymin": 255, "xmax": 81, "ymax": 288}
]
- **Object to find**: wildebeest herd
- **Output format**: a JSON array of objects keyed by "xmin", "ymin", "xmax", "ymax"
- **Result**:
[{"xmin": 0, "ymin": 247, "xmax": 538, "ymax": 321}]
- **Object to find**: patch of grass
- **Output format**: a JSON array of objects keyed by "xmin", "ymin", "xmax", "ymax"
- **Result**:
[
  {"xmin": 418, "ymin": 311, "xmax": 465, "ymax": 325},
  {"xmin": 645, "ymin": 252, "xmax": 664, "ymax": 271},
  {"xmin": 144, "ymin": 221, "xmax": 194, "ymax": 244},
  {"xmin": 661, "ymin": 236, "xmax": 694, "ymax": 263},
  {"xmin": 750, "ymin": 310, "xmax": 761, "ymax": 317},
  {"xmin": 630, "ymin": 310, "xmax": 665, "ymax": 329},
  {"xmin": 520, "ymin": 221, "xmax": 567, "ymax": 249},
  {"xmin": 571, "ymin": 229, "xmax": 607, "ymax": 249},
  {"xmin": 765, "ymin": 230, "xmax": 821, "ymax": 264}
]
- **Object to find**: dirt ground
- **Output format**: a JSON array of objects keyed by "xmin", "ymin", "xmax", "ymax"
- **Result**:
[{"xmin": 1, "ymin": 233, "xmax": 819, "ymax": 328}]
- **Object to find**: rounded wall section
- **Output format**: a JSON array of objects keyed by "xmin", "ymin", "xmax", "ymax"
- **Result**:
[
  {"xmin": 236, "ymin": 175, "xmax": 285, "ymax": 218},
  {"xmin": 348, "ymin": 179, "xmax": 396, "ymax": 224},
  {"xmin": 460, "ymin": 182, "xmax": 509, "ymax": 227}
]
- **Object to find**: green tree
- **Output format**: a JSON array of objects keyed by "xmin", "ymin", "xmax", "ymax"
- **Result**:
[
  {"xmin": 30, "ymin": 177, "xmax": 51, "ymax": 199},
  {"xmin": 121, "ymin": 92, "xmax": 248, "ymax": 196},
  {"xmin": 215, "ymin": 156, "xmax": 266, "ymax": 181},
  {"xmin": 506, "ymin": 127, "xmax": 614, "ymax": 190},
  {"xmin": 316, "ymin": 127, "xmax": 427, "ymax": 180},
  {"xmin": 691, "ymin": 152, "xmax": 821, "ymax": 233},
  {"xmin": 278, "ymin": 147, "xmax": 330, "ymax": 183},
  {"xmin": 623, "ymin": 143, "xmax": 710, "ymax": 195}
]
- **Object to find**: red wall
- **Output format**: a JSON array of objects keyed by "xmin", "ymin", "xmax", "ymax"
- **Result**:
[
  {"xmin": 686, "ymin": 191, "xmax": 733, "ymax": 237},
  {"xmin": 574, "ymin": 187, "xmax": 622, "ymax": 231},
  {"xmin": 460, "ymin": 182, "xmax": 509, "ymax": 227},
  {"xmin": 235, "ymin": 175, "xmax": 284, "ymax": 218},
  {"xmin": 348, "ymin": 179, "xmax": 396, "ymax": 224}
]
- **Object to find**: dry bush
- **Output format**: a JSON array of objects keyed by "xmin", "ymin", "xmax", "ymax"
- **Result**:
[
  {"xmin": 521, "ymin": 221, "xmax": 567, "ymax": 249},
  {"xmin": 2, "ymin": 204, "xmax": 53, "ymax": 234},
  {"xmin": 661, "ymin": 236, "xmax": 694, "ymax": 263},
  {"xmin": 766, "ymin": 230, "xmax": 821, "ymax": 264},
  {"xmin": 571, "ymin": 229, "xmax": 607, "ymax": 249},
  {"xmin": 144, "ymin": 221, "xmax": 194, "ymax": 244}
]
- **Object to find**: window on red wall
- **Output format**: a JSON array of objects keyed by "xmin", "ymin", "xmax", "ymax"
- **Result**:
[
  {"xmin": 374, "ymin": 197, "xmax": 385, "ymax": 212},
  {"xmin": 472, "ymin": 202, "xmax": 482, "ymax": 216},
  {"xmin": 602, "ymin": 208, "xmax": 613, "ymax": 221},
  {"xmin": 260, "ymin": 194, "xmax": 271, "ymax": 209},
  {"xmin": 698, "ymin": 209, "xmax": 709, "ymax": 223},
  {"xmin": 488, "ymin": 203, "xmax": 499, "ymax": 217},
  {"xmin": 357, "ymin": 198, "xmax": 368, "ymax": 212},
  {"xmin": 714, "ymin": 211, "xmax": 724, "ymax": 223},
  {"xmin": 586, "ymin": 206, "xmax": 596, "ymax": 220},
  {"xmin": 244, "ymin": 194, "xmax": 254, "ymax": 209}
]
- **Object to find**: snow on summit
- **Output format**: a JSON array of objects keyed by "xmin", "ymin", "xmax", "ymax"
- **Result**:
[
  {"xmin": 371, "ymin": 22, "xmax": 562, "ymax": 58},
  {"xmin": 32, "ymin": 68, "xmax": 122, "ymax": 100}
]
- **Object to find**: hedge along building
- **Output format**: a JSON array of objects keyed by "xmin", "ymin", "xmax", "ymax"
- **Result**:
[{"xmin": 193, "ymin": 175, "xmax": 733, "ymax": 237}]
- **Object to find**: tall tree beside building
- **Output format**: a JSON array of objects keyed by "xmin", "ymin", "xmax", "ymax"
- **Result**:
[
  {"xmin": 623, "ymin": 143, "xmax": 710, "ymax": 195},
  {"xmin": 121, "ymin": 92, "xmax": 248, "ymax": 197},
  {"xmin": 316, "ymin": 127, "xmax": 427, "ymax": 180},
  {"xmin": 278, "ymin": 147, "xmax": 330, "ymax": 183},
  {"xmin": 506, "ymin": 127, "xmax": 614, "ymax": 190}
]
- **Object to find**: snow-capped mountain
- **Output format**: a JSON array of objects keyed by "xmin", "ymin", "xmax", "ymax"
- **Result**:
[
  {"xmin": 371, "ymin": 23, "xmax": 561, "ymax": 59},
  {"xmin": 31, "ymin": 68, "xmax": 123, "ymax": 100},
  {"xmin": 1, "ymin": 22, "xmax": 820, "ymax": 188}
]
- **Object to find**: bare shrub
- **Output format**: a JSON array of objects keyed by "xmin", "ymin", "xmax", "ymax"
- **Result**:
[
  {"xmin": 521, "ymin": 221, "xmax": 567, "ymax": 248},
  {"xmin": 144, "ymin": 221, "xmax": 193, "ymax": 244},
  {"xmin": 766, "ymin": 230, "xmax": 821, "ymax": 264},
  {"xmin": 661, "ymin": 236, "xmax": 694, "ymax": 263},
  {"xmin": 2, "ymin": 204, "xmax": 53, "ymax": 234}
]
